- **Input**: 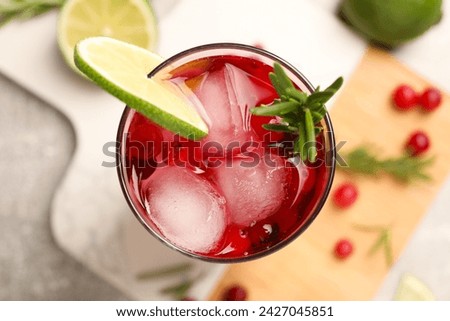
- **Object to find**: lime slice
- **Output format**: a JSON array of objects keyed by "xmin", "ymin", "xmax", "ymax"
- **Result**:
[
  {"xmin": 57, "ymin": 0, "xmax": 158, "ymax": 72},
  {"xmin": 74, "ymin": 37, "xmax": 208, "ymax": 140},
  {"xmin": 394, "ymin": 273, "xmax": 435, "ymax": 301}
]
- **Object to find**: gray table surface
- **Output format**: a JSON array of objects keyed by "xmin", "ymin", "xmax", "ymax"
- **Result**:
[{"xmin": 0, "ymin": 73, "xmax": 127, "ymax": 300}]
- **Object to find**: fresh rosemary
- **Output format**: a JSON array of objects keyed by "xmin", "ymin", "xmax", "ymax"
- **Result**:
[
  {"xmin": 250, "ymin": 62, "xmax": 343, "ymax": 163},
  {"xmin": 354, "ymin": 224, "xmax": 393, "ymax": 267},
  {"xmin": 136, "ymin": 262, "xmax": 192, "ymax": 281},
  {"xmin": 0, "ymin": 0, "xmax": 65, "ymax": 27},
  {"xmin": 341, "ymin": 147, "xmax": 434, "ymax": 183}
]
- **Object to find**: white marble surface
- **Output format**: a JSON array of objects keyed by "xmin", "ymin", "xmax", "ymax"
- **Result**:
[{"xmin": 0, "ymin": 0, "xmax": 449, "ymax": 300}]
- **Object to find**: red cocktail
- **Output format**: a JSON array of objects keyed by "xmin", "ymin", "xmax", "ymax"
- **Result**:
[{"xmin": 117, "ymin": 44, "xmax": 335, "ymax": 262}]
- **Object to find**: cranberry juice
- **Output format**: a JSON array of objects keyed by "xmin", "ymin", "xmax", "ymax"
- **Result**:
[{"xmin": 118, "ymin": 46, "xmax": 334, "ymax": 261}]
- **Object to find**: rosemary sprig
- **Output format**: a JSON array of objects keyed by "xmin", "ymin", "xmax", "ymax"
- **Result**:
[
  {"xmin": 250, "ymin": 62, "xmax": 343, "ymax": 163},
  {"xmin": 341, "ymin": 147, "xmax": 434, "ymax": 183},
  {"xmin": 136, "ymin": 262, "xmax": 192, "ymax": 281},
  {"xmin": 354, "ymin": 224, "xmax": 393, "ymax": 266},
  {"xmin": 136, "ymin": 263, "xmax": 198, "ymax": 300},
  {"xmin": 0, "ymin": 0, "xmax": 65, "ymax": 27},
  {"xmin": 161, "ymin": 278, "xmax": 195, "ymax": 300},
  {"xmin": 161, "ymin": 272, "xmax": 203, "ymax": 300},
  {"xmin": 368, "ymin": 228, "xmax": 393, "ymax": 266}
]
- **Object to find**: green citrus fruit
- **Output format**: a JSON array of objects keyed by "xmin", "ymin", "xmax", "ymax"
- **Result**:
[
  {"xmin": 74, "ymin": 37, "xmax": 208, "ymax": 140},
  {"xmin": 340, "ymin": 0, "xmax": 443, "ymax": 48},
  {"xmin": 58, "ymin": 0, "xmax": 158, "ymax": 73},
  {"xmin": 394, "ymin": 273, "xmax": 435, "ymax": 301}
]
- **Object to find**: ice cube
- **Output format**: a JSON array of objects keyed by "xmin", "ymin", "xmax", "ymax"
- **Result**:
[
  {"xmin": 225, "ymin": 63, "xmax": 274, "ymax": 132},
  {"xmin": 195, "ymin": 64, "xmax": 273, "ymax": 150},
  {"xmin": 195, "ymin": 66, "xmax": 244, "ymax": 149},
  {"xmin": 143, "ymin": 166, "xmax": 226, "ymax": 253},
  {"xmin": 213, "ymin": 153, "xmax": 287, "ymax": 226}
]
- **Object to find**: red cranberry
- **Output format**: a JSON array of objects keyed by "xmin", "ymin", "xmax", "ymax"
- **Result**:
[
  {"xmin": 332, "ymin": 183, "xmax": 358, "ymax": 209},
  {"xmin": 223, "ymin": 285, "xmax": 248, "ymax": 301},
  {"xmin": 419, "ymin": 87, "xmax": 442, "ymax": 112},
  {"xmin": 334, "ymin": 239, "xmax": 353, "ymax": 259},
  {"xmin": 405, "ymin": 130, "xmax": 430, "ymax": 156},
  {"xmin": 392, "ymin": 85, "xmax": 418, "ymax": 110}
]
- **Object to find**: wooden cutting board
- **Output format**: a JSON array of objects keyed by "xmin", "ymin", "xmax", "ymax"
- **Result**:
[{"xmin": 208, "ymin": 47, "xmax": 450, "ymax": 300}]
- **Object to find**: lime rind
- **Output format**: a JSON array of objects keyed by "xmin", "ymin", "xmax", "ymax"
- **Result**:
[{"xmin": 74, "ymin": 37, "xmax": 208, "ymax": 140}]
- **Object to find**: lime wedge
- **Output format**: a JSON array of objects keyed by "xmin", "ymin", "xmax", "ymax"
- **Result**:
[
  {"xmin": 57, "ymin": 0, "xmax": 158, "ymax": 72},
  {"xmin": 74, "ymin": 37, "xmax": 208, "ymax": 140},
  {"xmin": 394, "ymin": 273, "xmax": 435, "ymax": 301}
]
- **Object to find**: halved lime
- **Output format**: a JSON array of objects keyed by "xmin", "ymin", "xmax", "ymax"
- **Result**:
[
  {"xmin": 74, "ymin": 37, "xmax": 208, "ymax": 140},
  {"xmin": 394, "ymin": 273, "xmax": 435, "ymax": 301},
  {"xmin": 58, "ymin": 0, "xmax": 158, "ymax": 72}
]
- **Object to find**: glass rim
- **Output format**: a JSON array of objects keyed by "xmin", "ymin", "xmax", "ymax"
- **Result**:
[{"xmin": 116, "ymin": 42, "xmax": 336, "ymax": 263}]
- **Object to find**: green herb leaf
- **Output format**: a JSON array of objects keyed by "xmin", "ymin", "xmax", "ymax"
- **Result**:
[
  {"xmin": 136, "ymin": 262, "xmax": 192, "ymax": 281},
  {"xmin": 0, "ymin": 0, "xmax": 65, "ymax": 27},
  {"xmin": 325, "ymin": 77, "xmax": 344, "ymax": 93},
  {"xmin": 262, "ymin": 124, "xmax": 296, "ymax": 132},
  {"xmin": 307, "ymin": 91, "xmax": 335, "ymax": 105},
  {"xmin": 273, "ymin": 63, "xmax": 295, "ymax": 94},
  {"xmin": 354, "ymin": 224, "xmax": 393, "ymax": 266},
  {"xmin": 341, "ymin": 146, "xmax": 433, "ymax": 183},
  {"xmin": 368, "ymin": 229, "xmax": 393, "ymax": 266},
  {"xmin": 251, "ymin": 62, "xmax": 343, "ymax": 163},
  {"xmin": 161, "ymin": 279, "xmax": 195, "ymax": 300},
  {"xmin": 304, "ymin": 108, "xmax": 316, "ymax": 162},
  {"xmin": 250, "ymin": 101, "xmax": 300, "ymax": 116},
  {"xmin": 285, "ymin": 87, "xmax": 307, "ymax": 104},
  {"xmin": 314, "ymin": 126, "xmax": 323, "ymax": 136},
  {"xmin": 297, "ymin": 122, "xmax": 306, "ymax": 161},
  {"xmin": 268, "ymin": 72, "xmax": 284, "ymax": 97},
  {"xmin": 160, "ymin": 272, "xmax": 204, "ymax": 300},
  {"xmin": 311, "ymin": 111, "xmax": 324, "ymax": 123}
]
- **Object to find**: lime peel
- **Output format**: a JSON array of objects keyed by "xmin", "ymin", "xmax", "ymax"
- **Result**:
[{"xmin": 74, "ymin": 37, "xmax": 208, "ymax": 140}]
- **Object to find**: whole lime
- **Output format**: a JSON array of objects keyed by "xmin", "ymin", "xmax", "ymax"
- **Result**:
[{"xmin": 340, "ymin": 0, "xmax": 443, "ymax": 48}]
